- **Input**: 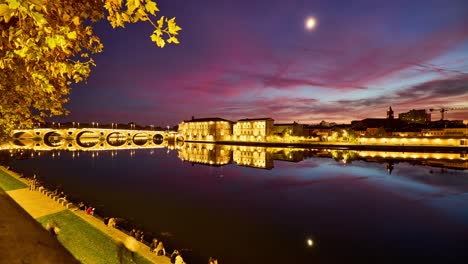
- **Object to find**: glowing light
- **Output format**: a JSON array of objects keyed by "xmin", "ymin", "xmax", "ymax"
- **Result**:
[
  {"xmin": 307, "ymin": 238, "xmax": 314, "ymax": 247},
  {"xmin": 305, "ymin": 17, "xmax": 317, "ymax": 30}
]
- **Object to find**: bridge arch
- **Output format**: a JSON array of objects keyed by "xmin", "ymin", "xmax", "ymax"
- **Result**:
[
  {"xmin": 43, "ymin": 131, "xmax": 65, "ymax": 147},
  {"xmin": 153, "ymin": 134, "xmax": 164, "ymax": 145},
  {"xmin": 76, "ymin": 131, "xmax": 100, "ymax": 148}
]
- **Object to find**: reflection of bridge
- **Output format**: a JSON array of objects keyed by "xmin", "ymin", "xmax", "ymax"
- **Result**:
[{"xmin": 4, "ymin": 128, "xmax": 182, "ymax": 151}]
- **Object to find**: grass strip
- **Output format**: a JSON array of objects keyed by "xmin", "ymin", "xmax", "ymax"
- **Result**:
[
  {"xmin": 0, "ymin": 168, "xmax": 28, "ymax": 191},
  {"xmin": 37, "ymin": 210, "xmax": 152, "ymax": 264}
]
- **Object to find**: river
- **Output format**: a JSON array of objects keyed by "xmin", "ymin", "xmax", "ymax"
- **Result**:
[{"xmin": 1, "ymin": 144, "xmax": 468, "ymax": 264}]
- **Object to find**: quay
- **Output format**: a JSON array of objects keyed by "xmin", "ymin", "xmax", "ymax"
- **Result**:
[{"xmin": 0, "ymin": 166, "xmax": 171, "ymax": 264}]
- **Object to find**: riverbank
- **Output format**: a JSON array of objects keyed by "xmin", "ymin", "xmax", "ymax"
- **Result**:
[
  {"xmin": 0, "ymin": 166, "xmax": 171, "ymax": 264},
  {"xmin": 184, "ymin": 140, "xmax": 468, "ymax": 152}
]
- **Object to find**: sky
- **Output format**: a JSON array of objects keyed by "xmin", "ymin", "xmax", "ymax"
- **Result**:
[{"xmin": 60, "ymin": 0, "xmax": 468, "ymax": 126}]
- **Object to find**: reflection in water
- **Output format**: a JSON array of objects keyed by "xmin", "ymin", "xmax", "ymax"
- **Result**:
[
  {"xmin": 76, "ymin": 131, "xmax": 99, "ymax": 148},
  {"xmin": 1, "ymin": 143, "xmax": 468, "ymax": 264},
  {"xmin": 107, "ymin": 132, "xmax": 127, "ymax": 146},
  {"xmin": 2, "ymin": 142, "xmax": 468, "ymax": 171},
  {"xmin": 44, "ymin": 131, "xmax": 64, "ymax": 147},
  {"xmin": 177, "ymin": 143, "xmax": 467, "ymax": 171},
  {"xmin": 133, "ymin": 133, "xmax": 148, "ymax": 146}
]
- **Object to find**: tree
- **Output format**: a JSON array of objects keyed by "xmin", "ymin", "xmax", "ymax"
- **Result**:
[{"xmin": 0, "ymin": 0, "xmax": 181, "ymax": 140}]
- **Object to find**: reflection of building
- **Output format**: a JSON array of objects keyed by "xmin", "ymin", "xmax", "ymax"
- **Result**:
[
  {"xmin": 178, "ymin": 143, "xmax": 232, "ymax": 166},
  {"xmin": 270, "ymin": 148, "xmax": 305, "ymax": 162},
  {"xmin": 398, "ymin": 109, "xmax": 431, "ymax": 124},
  {"xmin": 178, "ymin": 117, "xmax": 233, "ymax": 141},
  {"xmin": 273, "ymin": 122, "xmax": 304, "ymax": 137},
  {"xmin": 232, "ymin": 146, "xmax": 273, "ymax": 169},
  {"xmin": 232, "ymin": 118, "xmax": 274, "ymax": 142}
]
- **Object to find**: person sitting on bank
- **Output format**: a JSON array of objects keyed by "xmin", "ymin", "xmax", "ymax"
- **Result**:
[
  {"xmin": 130, "ymin": 229, "xmax": 136, "ymax": 238},
  {"xmin": 46, "ymin": 222, "xmax": 60, "ymax": 236},
  {"xmin": 108, "ymin": 217, "xmax": 117, "ymax": 228},
  {"xmin": 85, "ymin": 207, "xmax": 95, "ymax": 215},
  {"xmin": 170, "ymin": 249, "xmax": 179, "ymax": 263},
  {"xmin": 154, "ymin": 241, "xmax": 166, "ymax": 256},
  {"xmin": 175, "ymin": 254, "xmax": 185, "ymax": 264},
  {"xmin": 209, "ymin": 257, "xmax": 219, "ymax": 264},
  {"xmin": 78, "ymin": 201, "xmax": 86, "ymax": 210},
  {"xmin": 150, "ymin": 238, "xmax": 159, "ymax": 252}
]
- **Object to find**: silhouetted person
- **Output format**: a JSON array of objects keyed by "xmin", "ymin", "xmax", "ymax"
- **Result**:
[
  {"xmin": 170, "ymin": 249, "xmax": 179, "ymax": 263},
  {"xmin": 46, "ymin": 222, "xmax": 60, "ymax": 236},
  {"xmin": 150, "ymin": 238, "xmax": 159, "ymax": 252},
  {"xmin": 155, "ymin": 241, "xmax": 166, "ymax": 256}
]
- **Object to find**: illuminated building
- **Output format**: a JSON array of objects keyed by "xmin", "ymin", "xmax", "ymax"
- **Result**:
[
  {"xmin": 178, "ymin": 117, "xmax": 233, "ymax": 142},
  {"xmin": 398, "ymin": 109, "xmax": 431, "ymax": 124},
  {"xmin": 232, "ymin": 118, "xmax": 274, "ymax": 142},
  {"xmin": 421, "ymin": 128, "xmax": 468, "ymax": 137}
]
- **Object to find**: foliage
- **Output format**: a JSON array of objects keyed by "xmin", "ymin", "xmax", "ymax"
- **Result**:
[{"xmin": 0, "ymin": 0, "xmax": 181, "ymax": 140}]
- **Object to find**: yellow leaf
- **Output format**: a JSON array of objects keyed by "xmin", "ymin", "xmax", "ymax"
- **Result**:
[
  {"xmin": 145, "ymin": 0, "xmax": 158, "ymax": 15},
  {"xmin": 7, "ymin": 0, "xmax": 20, "ymax": 9},
  {"xmin": 72, "ymin": 16, "xmax": 80, "ymax": 26},
  {"xmin": 167, "ymin": 17, "xmax": 181, "ymax": 35},
  {"xmin": 169, "ymin": 36, "xmax": 179, "ymax": 44},
  {"xmin": 46, "ymin": 37, "xmax": 56, "ymax": 49},
  {"xmin": 31, "ymin": 11, "xmax": 47, "ymax": 26},
  {"xmin": 0, "ymin": 4, "xmax": 10, "ymax": 16},
  {"xmin": 67, "ymin": 31, "xmax": 77, "ymax": 39},
  {"xmin": 157, "ymin": 16, "xmax": 164, "ymax": 28},
  {"xmin": 150, "ymin": 33, "xmax": 165, "ymax": 48},
  {"xmin": 126, "ymin": 0, "xmax": 140, "ymax": 14}
]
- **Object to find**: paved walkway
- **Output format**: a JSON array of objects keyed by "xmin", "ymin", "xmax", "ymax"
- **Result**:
[
  {"xmin": 0, "ymin": 166, "xmax": 171, "ymax": 264},
  {"xmin": 0, "ymin": 187, "xmax": 79, "ymax": 264},
  {"xmin": 7, "ymin": 188, "xmax": 66, "ymax": 218}
]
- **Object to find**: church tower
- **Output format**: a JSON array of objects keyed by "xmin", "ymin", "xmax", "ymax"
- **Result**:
[{"xmin": 387, "ymin": 106, "xmax": 394, "ymax": 120}]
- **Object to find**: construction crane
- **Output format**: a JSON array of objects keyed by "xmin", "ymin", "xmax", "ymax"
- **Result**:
[{"xmin": 429, "ymin": 107, "xmax": 468, "ymax": 120}]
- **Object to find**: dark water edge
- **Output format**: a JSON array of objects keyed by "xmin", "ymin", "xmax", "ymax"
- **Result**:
[{"xmin": 1, "ymin": 148, "xmax": 468, "ymax": 264}]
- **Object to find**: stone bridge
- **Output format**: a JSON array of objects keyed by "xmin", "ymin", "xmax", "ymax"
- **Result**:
[{"xmin": 6, "ymin": 128, "xmax": 183, "ymax": 151}]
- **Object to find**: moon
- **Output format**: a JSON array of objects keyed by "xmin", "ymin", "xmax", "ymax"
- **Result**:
[
  {"xmin": 307, "ymin": 238, "xmax": 314, "ymax": 247},
  {"xmin": 305, "ymin": 17, "xmax": 317, "ymax": 30}
]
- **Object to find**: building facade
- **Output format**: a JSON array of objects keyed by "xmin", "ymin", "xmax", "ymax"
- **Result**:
[
  {"xmin": 421, "ymin": 128, "xmax": 468, "ymax": 137},
  {"xmin": 232, "ymin": 118, "xmax": 274, "ymax": 142},
  {"xmin": 398, "ymin": 109, "xmax": 431, "ymax": 124},
  {"xmin": 178, "ymin": 117, "xmax": 233, "ymax": 141}
]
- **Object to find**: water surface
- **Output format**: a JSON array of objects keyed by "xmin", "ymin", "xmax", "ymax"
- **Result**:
[{"xmin": 3, "ymin": 145, "xmax": 468, "ymax": 264}]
